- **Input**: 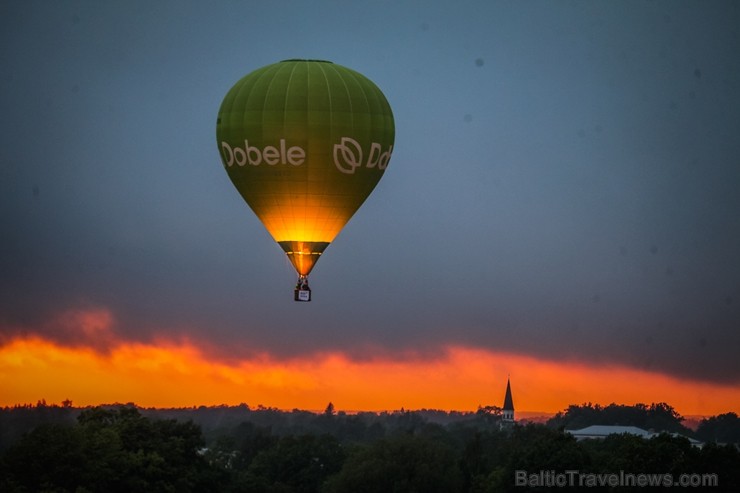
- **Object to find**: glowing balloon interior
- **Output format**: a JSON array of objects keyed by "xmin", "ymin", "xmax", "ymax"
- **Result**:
[{"xmin": 216, "ymin": 60, "xmax": 395, "ymax": 301}]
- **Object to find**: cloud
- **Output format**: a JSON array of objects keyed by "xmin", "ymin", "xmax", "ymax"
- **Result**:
[
  {"xmin": 1, "ymin": 313, "xmax": 738, "ymax": 415},
  {"xmin": 1, "ymin": 301, "xmax": 739, "ymax": 391}
]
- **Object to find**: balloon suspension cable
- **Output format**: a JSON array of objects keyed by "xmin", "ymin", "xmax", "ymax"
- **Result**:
[{"xmin": 294, "ymin": 275, "xmax": 311, "ymax": 302}]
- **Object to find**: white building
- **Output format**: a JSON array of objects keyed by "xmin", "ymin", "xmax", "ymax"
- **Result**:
[
  {"xmin": 565, "ymin": 425, "xmax": 651, "ymax": 441},
  {"xmin": 566, "ymin": 425, "xmax": 703, "ymax": 447}
]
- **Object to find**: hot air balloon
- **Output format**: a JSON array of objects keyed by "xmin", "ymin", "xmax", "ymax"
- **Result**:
[{"xmin": 216, "ymin": 60, "xmax": 395, "ymax": 301}]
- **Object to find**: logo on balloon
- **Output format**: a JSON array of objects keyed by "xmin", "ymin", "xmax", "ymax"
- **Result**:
[
  {"xmin": 221, "ymin": 139, "xmax": 306, "ymax": 167},
  {"xmin": 220, "ymin": 136, "xmax": 392, "ymax": 174},
  {"xmin": 333, "ymin": 137, "xmax": 393, "ymax": 174}
]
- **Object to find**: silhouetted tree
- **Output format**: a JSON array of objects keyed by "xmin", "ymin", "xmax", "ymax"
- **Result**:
[
  {"xmin": 323, "ymin": 432, "xmax": 463, "ymax": 493},
  {"xmin": 546, "ymin": 402, "xmax": 688, "ymax": 434},
  {"xmin": 697, "ymin": 412, "xmax": 740, "ymax": 444},
  {"xmin": 459, "ymin": 429, "xmax": 509, "ymax": 492},
  {"xmin": 323, "ymin": 402, "xmax": 335, "ymax": 416},
  {"xmin": 241, "ymin": 433, "xmax": 345, "ymax": 493},
  {"xmin": 0, "ymin": 405, "xmax": 225, "ymax": 492}
]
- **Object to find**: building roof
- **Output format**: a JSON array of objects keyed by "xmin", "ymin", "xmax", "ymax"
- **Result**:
[
  {"xmin": 565, "ymin": 425, "xmax": 704, "ymax": 447},
  {"xmin": 565, "ymin": 425, "xmax": 651, "ymax": 439},
  {"xmin": 503, "ymin": 378, "xmax": 514, "ymax": 411}
]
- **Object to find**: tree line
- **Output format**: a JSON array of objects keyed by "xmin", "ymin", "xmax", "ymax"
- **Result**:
[{"xmin": 1, "ymin": 401, "xmax": 739, "ymax": 492}]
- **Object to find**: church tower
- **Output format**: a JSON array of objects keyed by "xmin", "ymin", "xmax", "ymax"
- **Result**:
[{"xmin": 502, "ymin": 377, "xmax": 515, "ymax": 422}]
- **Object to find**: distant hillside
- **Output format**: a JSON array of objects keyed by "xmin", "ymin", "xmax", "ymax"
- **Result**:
[{"xmin": 2, "ymin": 401, "xmax": 738, "ymax": 451}]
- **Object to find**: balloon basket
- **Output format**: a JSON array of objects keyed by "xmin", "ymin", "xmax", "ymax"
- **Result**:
[
  {"xmin": 294, "ymin": 289, "xmax": 311, "ymax": 302},
  {"xmin": 294, "ymin": 275, "xmax": 311, "ymax": 302}
]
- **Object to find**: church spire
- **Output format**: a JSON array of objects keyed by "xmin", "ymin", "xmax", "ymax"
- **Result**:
[{"xmin": 502, "ymin": 376, "xmax": 514, "ymax": 422}]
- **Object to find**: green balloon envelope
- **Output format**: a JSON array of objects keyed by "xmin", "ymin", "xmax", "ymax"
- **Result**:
[{"xmin": 217, "ymin": 60, "xmax": 395, "ymax": 276}]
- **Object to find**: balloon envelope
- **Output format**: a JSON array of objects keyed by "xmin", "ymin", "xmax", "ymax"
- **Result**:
[{"xmin": 217, "ymin": 60, "xmax": 395, "ymax": 276}]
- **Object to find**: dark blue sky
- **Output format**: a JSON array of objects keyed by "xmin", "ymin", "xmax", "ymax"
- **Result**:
[{"xmin": 2, "ymin": 1, "xmax": 739, "ymax": 384}]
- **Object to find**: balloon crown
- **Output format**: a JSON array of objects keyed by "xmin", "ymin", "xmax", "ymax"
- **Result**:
[{"xmin": 280, "ymin": 59, "xmax": 333, "ymax": 64}]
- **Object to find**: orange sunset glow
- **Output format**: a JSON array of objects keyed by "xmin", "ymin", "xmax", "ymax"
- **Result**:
[{"xmin": 2, "ymin": 331, "xmax": 737, "ymax": 417}]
